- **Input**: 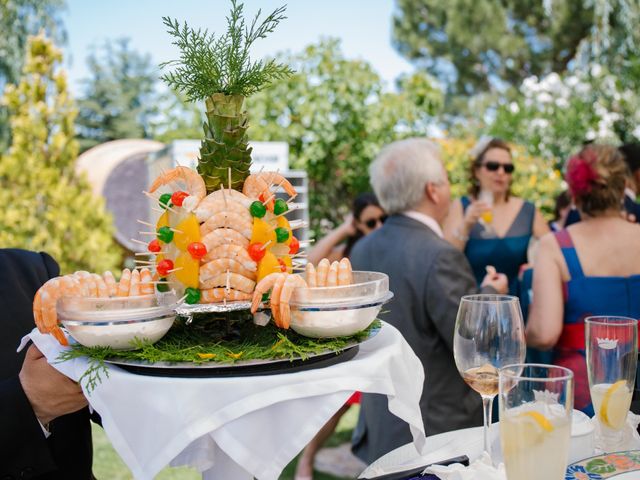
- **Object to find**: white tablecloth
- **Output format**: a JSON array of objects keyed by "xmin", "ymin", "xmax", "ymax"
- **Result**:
[{"xmin": 25, "ymin": 321, "xmax": 427, "ymax": 480}]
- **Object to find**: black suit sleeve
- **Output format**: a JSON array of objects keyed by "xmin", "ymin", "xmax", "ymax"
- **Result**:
[{"xmin": 424, "ymin": 246, "xmax": 480, "ymax": 352}]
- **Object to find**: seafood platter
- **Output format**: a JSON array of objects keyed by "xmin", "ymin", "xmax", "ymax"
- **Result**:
[{"xmin": 30, "ymin": 3, "xmax": 392, "ymax": 372}]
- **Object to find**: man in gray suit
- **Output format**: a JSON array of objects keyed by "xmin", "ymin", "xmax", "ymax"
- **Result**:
[{"xmin": 351, "ymin": 138, "xmax": 508, "ymax": 464}]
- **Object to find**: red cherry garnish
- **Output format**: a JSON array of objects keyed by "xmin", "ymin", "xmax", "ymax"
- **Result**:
[
  {"xmin": 277, "ymin": 258, "xmax": 287, "ymax": 272},
  {"xmin": 156, "ymin": 259, "xmax": 174, "ymax": 276},
  {"xmin": 187, "ymin": 242, "xmax": 207, "ymax": 260},
  {"xmin": 171, "ymin": 190, "xmax": 189, "ymax": 207},
  {"xmin": 288, "ymin": 236, "xmax": 300, "ymax": 255},
  {"xmin": 248, "ymin": 243, "xmax": 266, "ymax": 262},
  {"xmin": 148, "ymin": 239, "xmax": 162, "ymax": 253}
]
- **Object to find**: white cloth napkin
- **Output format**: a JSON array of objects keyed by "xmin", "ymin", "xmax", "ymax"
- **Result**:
[
  {"xmin": 592, "ymin": 412, "xmax": 640, "ymax": 453},
  {"xmin": 424, "ymin": 452, "xmax": 506, "ymax": 480},
  {"xmin": 22, "ymin": 321, "xmax": 427, "ymax": 480}
]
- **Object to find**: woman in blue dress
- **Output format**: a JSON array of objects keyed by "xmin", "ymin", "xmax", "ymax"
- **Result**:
[
  {"xmin": 444, "ymin": 138, "xmax": 549, "ymax": 295},
  {"xmin": 526, "ymin": 144, "xmax": 640, "ymax": 414}
]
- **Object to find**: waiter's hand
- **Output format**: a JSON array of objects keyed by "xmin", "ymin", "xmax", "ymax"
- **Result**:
[
  {"xmin": 19, "ymin": 344, "xmax": 87, "ymax": 425},
  {"xmin": 481, "ymin": 265, "xmax": 508, "ymax": 294}
]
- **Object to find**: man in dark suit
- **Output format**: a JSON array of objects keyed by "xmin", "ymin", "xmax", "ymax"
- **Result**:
[
  {"xmin": 350, "ymin": 139, "xmax": 508, "ymax": 464},
  {"xmin": 0, "ymin": 249, "xmax": 93, "ymax": 478}
]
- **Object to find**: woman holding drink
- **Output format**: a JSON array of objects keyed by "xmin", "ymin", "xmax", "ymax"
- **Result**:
[
  {"xmin": 444, "ymin": 137, "xmax": 549, "ymax": 295},
  {"xmin": 526, "ymin": 144, "xmax": 640, "ymax": 415}
]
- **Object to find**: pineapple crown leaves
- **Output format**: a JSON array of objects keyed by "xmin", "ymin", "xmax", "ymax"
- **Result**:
[{"xmin": 159, "ymin": 0, "xmax": 294, "ymax": 101}]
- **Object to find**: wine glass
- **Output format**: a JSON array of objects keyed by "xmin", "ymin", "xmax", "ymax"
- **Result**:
[
  {"xmin": 585, "ymin": 316, "xmax": 638, "ymax": 450},
  {"xmin": 453, "ymin": 294, "xmax": 526, "ymax": 455}
]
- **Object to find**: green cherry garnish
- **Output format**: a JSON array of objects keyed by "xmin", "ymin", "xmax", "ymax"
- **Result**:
[
  {"xmin": 185, "ymin": 287, "xmax": 201, "ymax": 304},
  {"xmin": 273, "ymin": 198, "xmax": 288, "ymax": 215},
  {"xmin": 275, "ymin": 227, "xmax": 290, "ymax": 243},
  {"xmin": 156, "ymin": 278, "xmax": 169, "ymax": 293},
  {"xmin": 159, "ymin": 193, "xmax": 172, "ymax": 209},
  {"xmin": 157, "ymin": 226, "xmax": 174, "ymax": 243},
  {"xmin": 249, "ymin": 200, "xmax": 267, "ymax": 218}
]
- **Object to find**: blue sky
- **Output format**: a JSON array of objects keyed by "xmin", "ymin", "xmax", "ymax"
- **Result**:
[{"xmin": 62, "ymin": 0, "xmax": 414, "ymax": 95}]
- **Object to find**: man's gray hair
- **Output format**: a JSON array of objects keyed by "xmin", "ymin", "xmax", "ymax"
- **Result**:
[{"xmin": 369, "ymin": 138, "xmax": 445, "ymax": 215}]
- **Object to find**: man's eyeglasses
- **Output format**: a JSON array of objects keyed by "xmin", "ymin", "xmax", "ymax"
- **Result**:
[
  {"xmin": 483, "ymin": 161, "xmax": 515, "ymax": 174},
  {"xmin": 364, "ymin": 215, "xmax": 387, "ymax": 229}
]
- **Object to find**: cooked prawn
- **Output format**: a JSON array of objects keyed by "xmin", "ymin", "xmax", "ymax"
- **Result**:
[
  {"xmin": 251, "ymin": 273, "xmax": 285, "ymax": 314},
  {"xmin": 34, "ymin": 275, "xmax": 84, "ymax": 346},
  {"xmin": 103, "ymin": 271, "xmax": 117, "ymax": 297},
  {"xmin": 117, "ymin": 269, "xmax": 132, "ymax": 297},
  {"xmin": 139, "ymin": 268, "xmax": 155, "ymax": 295},
  {"xmin": 149, "ymin": 166, "xmax": 206, "ymax": 208},
  {"xmin": 279, "ymin": 274, "xmax": 307, "ymax": 329},
  {"xmin": 199, "ymin": 272, "xmax": 256, "ymax": 293},
  {"xmin": 242, "ymin": 174, "xmax": 272, "ymax": 207},
  {"xmin": 129, "ymin": 269, "xmax": 141, "ymax": 296},
  {"xmin": 201, "ymin": 228, "xmax": 250, "ymax": 252},
  {"xmin": 198, "ymin": 188, "xmax": 252, "ymax": 209},
  {"xmin": 193, "ymin": 197, "xmax": 252, "ymax": 223},
  {"xmin": 316, "ymin": 258, "xmax": 330, "ymax": 287},
  {"xmin": 305, "ymin": 262, "xmax": 317, "ymax": 287},
  {"xmin": 199, "ymin": 258, "xmax": 257, "ymax": 283},
  {"xmin": 257, "ymin": 172, "xmax": 297, "ymax": 198},
  {"xmin": 338, "ymin": 257, "xmax": 353, "ymax": 285},
  {"xmin": 201, "ymin": 288, "xmax": 252, "ymax": 303},
  {"xmin": 91, "ymin": 273, "xmax": 109, "ymax": 298},
  {"xmin": 203, "ymin": 244, "xmax": 256, "ymax": 270},
  {"xmin": 200, "ymin": 212, "xmax": 253, "ymax": 238}
]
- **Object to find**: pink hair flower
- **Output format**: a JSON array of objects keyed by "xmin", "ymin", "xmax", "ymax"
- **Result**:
[{"xmin": 566, "ymin": 151, "xmax": 599, "ymax": 196}]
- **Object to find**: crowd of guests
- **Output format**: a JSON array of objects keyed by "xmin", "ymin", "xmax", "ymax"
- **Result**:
[{"xmin": 3, "ymin": 136, "xmax": 640, "ymax": 478}]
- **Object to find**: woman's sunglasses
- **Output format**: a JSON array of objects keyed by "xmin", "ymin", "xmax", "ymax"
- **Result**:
[
  {"xmin": 364, "ymin": 215, "xmax": 387, "ymax": 229},
  {"xmin": 483, "ymin": 161, "xmax": 515, "ymax": 174}
]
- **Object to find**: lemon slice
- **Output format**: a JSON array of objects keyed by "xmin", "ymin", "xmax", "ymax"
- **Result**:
[
  {"xmin": 600, "ymin": 380, "xmax": 630, "ymax": 429},
  {"xmin": 518, "ymin": 411, "xmax": 554, "ymax": 433}
]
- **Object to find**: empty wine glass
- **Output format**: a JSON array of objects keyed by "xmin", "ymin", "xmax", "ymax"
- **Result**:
[{"xmin": 453, "ymin": 294, "xmax": 526, "ymax": 455}]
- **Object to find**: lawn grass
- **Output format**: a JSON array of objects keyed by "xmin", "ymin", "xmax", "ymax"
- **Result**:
[{"xmin": 92, "ymin": 406, "xmax": 359, "ymax": 479}]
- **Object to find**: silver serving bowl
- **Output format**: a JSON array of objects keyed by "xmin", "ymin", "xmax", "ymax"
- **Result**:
[
  {"xmin": 57, "ymin": 292, "xmax": 178, "ymax": 350},
  {"xmin": 288, "ymin": 271, "xmax": 392, "ymax": 338}
]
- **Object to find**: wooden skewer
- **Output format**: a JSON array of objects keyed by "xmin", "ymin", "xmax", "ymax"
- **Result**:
[
  {"xmin": 139, "ymin": 231, "xmax": 158, "ymax": 236},
  {"xmin": 298, "ymin": 239, "xmax": 316, "ymax": 246},
  {"xmin": 135, "ymin": 259, "xmax": 154, "ymax": 264},
  {"xmin": 177, "ymin": 294, "xmax": 188, "ymax": 304},
  {"xmin": 261, "ymin": 193, "xmax": 276, "ymax": 206},
  {"xmin": 167, "ymin": 267, "xmax": 183, "ymax": 273},
  {"xmin": 150, "ymin": 281, "xmax": 172, "ymax": 284},
  {"xmin": 259, "ymin": 240, "xmax": 273, "ymax": 251},
  {"xmin": 143, "ymin": 191, "xmax": 180, "ymax": 214},
  {"xmin": 291, "ymin": 252, "xmax": 307, "ymax": 258},
  {"xmin": 228, "ymin": 168, "xmax": 232, "ymax": 190},
  {"xmin": 225, "ymin": 269, "xmax": 230, "ymax": 293},
  {"xmin": 288, "ymin": 220, "xmax": 308, "ymax": 230},
  {"xmin": 219, "ymin": 184, "xmax": 227, "ymax": 207},
  {"xmin": 286, "ymin": 194, "xmax": 298, "ymax": 204},
  {"xmin": 170, "ymin": 228, "xmax": 183, "ymax": 234},
  {"xmin": 131, "ymin": 238, "xmax": 150, "ymax": 246},
  {"xmin": 134, "ymin": 251, "xmax": 165, "ymax": 256},
  {"xmin": 137, "ymin": 219, "xmax": 155, "ymax": 227}
]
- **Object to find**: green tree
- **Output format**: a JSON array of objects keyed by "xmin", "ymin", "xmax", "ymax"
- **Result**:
[
  {"xmin": 392, "ymin": 0, "xmax": 638, "ymax": 96},
  {"xmin": 0, "ymin": 0, "xmax": 66, "ymax": 150},
  {"xmin": 0, "ymin": 33, "xmax": 120, "ymax": 273},
  {"xmin": 249, "ymin": 39, "xmax": 442, "ymax": 235},
  {"xmin": 151, "ymin": 89, "xmax": 203, "ymax": 144},
  {"xmin": 75, "ymin": 38, "xmax": 159, "ymax": 152}
]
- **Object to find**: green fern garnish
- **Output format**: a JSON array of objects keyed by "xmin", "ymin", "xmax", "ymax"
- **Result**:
[{"xmin": 160, "ymin": 0, "xmax": 293, "ymax": 100}]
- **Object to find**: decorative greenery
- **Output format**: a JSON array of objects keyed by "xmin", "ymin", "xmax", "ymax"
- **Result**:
[
  {"xmin": 59, "ymin": 318, "xmax": 381, "ymax": 392},
  {"xmin": 0, "ymin": 33, "xmax": 120, "ymax": 273},
  {"xmin": 159, "ymin": 1, "xmax": 293, "ymax": 100}
]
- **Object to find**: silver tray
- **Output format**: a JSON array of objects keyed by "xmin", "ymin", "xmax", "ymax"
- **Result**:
[{"xmin": 104, "ymin": 325, "xmax": 380, "ymax": 378}]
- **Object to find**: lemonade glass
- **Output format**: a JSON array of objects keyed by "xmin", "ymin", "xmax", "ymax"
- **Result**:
[
  {"xmin": 499, "ymin": 364, "xmax": 573, "ymax": 480},
  {"xmin": 585, "ymin": 316, "xmax": 638, "ymax": 449}
]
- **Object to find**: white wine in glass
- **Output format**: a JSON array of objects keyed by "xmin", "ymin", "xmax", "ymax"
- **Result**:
[{"xmin": 454, "ymin": 294, "xmax": 526, "ymax": 455}]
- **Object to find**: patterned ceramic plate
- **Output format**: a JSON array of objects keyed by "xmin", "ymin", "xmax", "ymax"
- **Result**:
[{"xmin": 565, "ymin": 451, "xmax": 640, "ymax": 479}]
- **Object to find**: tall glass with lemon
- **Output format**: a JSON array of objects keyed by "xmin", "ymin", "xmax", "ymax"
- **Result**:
[
  {"xmin": 499, "ymin": 364, "xmax": 573, "ymax": 480},
  {"xmin": 586, "ymin": 316, "xmax": 638, "ymax": 449},
  {"xmin": 478, "ymin": 189, "xmax": 494, "ymax": 225}
]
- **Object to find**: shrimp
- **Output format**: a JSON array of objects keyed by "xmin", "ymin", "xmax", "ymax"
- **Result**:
[
  {"xmin": 129, "ymin": 269, "xmax": 141, "ymax": 296},
  {"xmin": 201, "ymin": 288, "xmax": 252, "ymax": 303},
  {"xmin": 305, "ymin": 262, "xmax": 317, "ymax": 287},
  {"xmin": 242, "ymin": 174, "xmax": 272, "ymax": 207},
  {"xmin": 199, "ymin": 272, "xmax": 256, "ymax": 293},
  {"xmin": 257, "ymin": 172, "xmax": 297, "ymax": 198},
  {"xmin": 251, "ymin": 273, "xmax": 285, "ymax": 314},
  {"xmin": 269, "ymin": 273, "xmax": 287, "ymax": 327},
  {"xmin": 139, "ymin": 268, "xmax": 155, "ymax": 295},
  {"xmin": 91, "ymin": 273, "xmax": 109, "ymax": 298},
  {"xmin": 316, "ymin": 258, "xmax": 331, "ymax": 287},
  {"xmin": 203, "ymin": 244, "xmax": 256, "ymax": 270},
  {"xmin": 200, "ymin": 212, "xmax": 253, "ymax": 238},
  {"xmin": 338, "ymin": 257, "xmax": 353, "ymax": 286},
  {"xmin": 149, "ymin": 166, "xmax": 207, "ymax": 209},
  {"xmin": 279, "ymin": 274, "xmax": 308, "ymax": 329},
  {"xmin": 201, "ymin": 228, "xmax": 250, "ymax": 252},
  {"xmin": 326, "ymin": 261, "xmax": 339, "ymax": 287},
  {"xmin": 194, "ymin": 197, "xmax": 252, "ymax": 223},
  {"xmin": 34, "ymin": 275, "xmax": 83, "ymax": 346},
  {"xmin": 103, "ymin": 271, "xmax": 117, "ymax": 297},
  {"xmin": 199, "ymin": 258, "xmax": 257, "ymax": 283},
  {"xmin": 73, "ymin": 271, "xmax": 97, "ymax": 297},
  {"xmin": 117, "ymin": 268, "xmax": 132, "ymax": 297},
  {"xmin": 197, "ymin": 188, "xmax": 252, "ymax": 209}
]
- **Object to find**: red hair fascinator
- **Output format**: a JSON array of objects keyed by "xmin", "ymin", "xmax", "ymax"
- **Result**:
[{"xmin": 566, "ymin": 149, "xmax": 600, "ymax": 196}]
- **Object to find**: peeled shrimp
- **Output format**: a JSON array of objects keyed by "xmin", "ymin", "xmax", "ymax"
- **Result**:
[
  {"xmin": 200, "ymin": 212, "xmax": 253, "ymax": 238},
  {"xmin": 117, "ymin": 269, "xmax": 132, "ymax": 297},
  {"xmin": 199, "ymin": 272, "xmax": 256, "ymax": 293},
  {"xmin": 268, "ymin": 273, "xmax": 287, "ymax": 327},
  {"xmin": 242, "ymin": 174, "xmax": 272, "ymax": 206},
  {"xmin": 326, "ymin": 261, "xmax": 339, "ymax": 287},
  {"xmin": 201, "ymin": 288, "xmax": 252, "ymax": 303},
  {"xmin": 201, "ymin": 228, "xmax": 249, "ymax": 252},
  {"xmin": 103, "ymin": 271, "xmax": 117, "ymax": 297},
  {"xmin": 199, "ymin": 258, "xmax": 257, "ymax": 283},
  {"xmin": 251, "ymin": 273, "xmax": 285, "ymax": 314},
  {"xmin": 305, "ymin": 262, "xmax": 317, "ymax": 288},
  {"xmin": 139, "ymin": 268, "xmax": 155, "ymax": 295},
  {"xmin": 91, "ymin": 273, "xmax": 109, "ymax": 298},
  {"xmin": 197, "ymin": 188, "xmax": 252, "ymax": 209},
  {"xmin": 257, "ymin": 172, "xmax": 297, "ymax": 198},
  {"xmin": 203, "ymin": 244, "xmax": 256, "ymax": 270},
  {"xmin": 338, "ymin": 258, "xmax": 353, "ymax": 285},
  {"xmin": 278, "ymin": 274, "xmax": 308, "ymax": 329},
  {"xmin": 34, "ymin": 275, "xmax": 84, "ymax": 346},
  {"xmin": 149, "ymin": 166, "xmax": 206, "ymax": 208},
  {"xmin": 193, "ymin": 197, "xmax": 252, "ymax": 223},
  {"xmin": 316, "ymin": 258, "xmax": 330, "ymax": 287},
  {"xmin": 129, "ymin": 269, "xmax": 141, "ymax": 296}
]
